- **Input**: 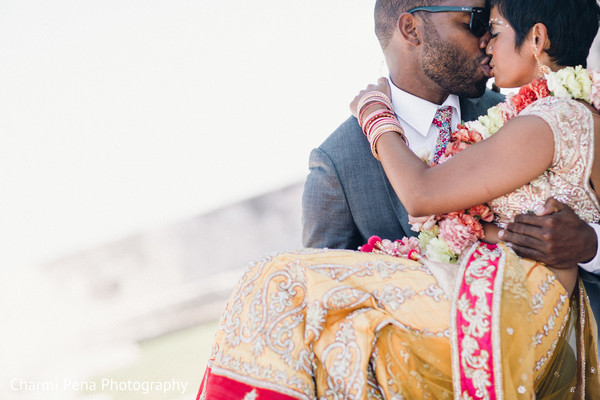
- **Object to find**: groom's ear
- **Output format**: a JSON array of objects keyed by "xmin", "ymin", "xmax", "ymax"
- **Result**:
[{"xmin": 398, "ymin": 13, "xmax": 421, "ymax": 46}]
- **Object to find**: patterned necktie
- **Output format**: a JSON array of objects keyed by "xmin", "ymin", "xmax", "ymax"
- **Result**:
[{"xmin": 432, "ymin": 106, "xmax": 453, "ymax": 164}]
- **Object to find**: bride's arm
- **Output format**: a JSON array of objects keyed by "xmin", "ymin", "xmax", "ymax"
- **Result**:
[{"xmin": 376, "ymin": 115, "xmax": 555, "ymax": 216}]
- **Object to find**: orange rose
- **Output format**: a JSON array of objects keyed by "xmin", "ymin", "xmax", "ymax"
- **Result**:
[
  {"xmin": 453, "ymin": 126, "xmax": 483, "ymax": 143},
  {"xmin": 468, "ymin": 204, "xmax": 494, "ymax": 222}
]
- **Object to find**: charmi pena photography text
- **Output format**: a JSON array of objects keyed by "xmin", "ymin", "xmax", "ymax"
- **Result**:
[{"xmin": 10, "ymin": 377, "xmax": 189, "ymax": 395}]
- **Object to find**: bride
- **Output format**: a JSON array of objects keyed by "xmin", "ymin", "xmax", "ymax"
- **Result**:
[{"xmin": 197, "ymin": 0, "xmax": 600, "ymax": 399}]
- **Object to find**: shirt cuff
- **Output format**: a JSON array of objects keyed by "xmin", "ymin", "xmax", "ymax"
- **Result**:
[{"xmin": 579, "ymin": 223, "xmax": 600, "ymax": 275}]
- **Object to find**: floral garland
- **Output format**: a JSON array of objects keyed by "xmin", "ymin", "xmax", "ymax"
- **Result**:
[{"xmin": 360, "ymin": 66, "xmax": 600, "ymax": 263}]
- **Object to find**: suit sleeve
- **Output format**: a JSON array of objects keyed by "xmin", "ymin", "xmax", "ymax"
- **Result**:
[
  {"xmin": 579, "ymin": 223, "xmax": 600, "ymax": 274},
  {"xmin": 302, "ymin": 147, "xmax": 361, "ymax": 249}
]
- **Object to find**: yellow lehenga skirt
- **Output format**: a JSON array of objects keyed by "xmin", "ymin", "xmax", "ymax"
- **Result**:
[{"xmin": 197, "ymin": 243, "xmax": 600, "ymax": 400}]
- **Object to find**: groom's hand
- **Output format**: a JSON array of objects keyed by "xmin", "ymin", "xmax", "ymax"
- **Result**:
[{"xmin": 498, "ymin": 198, "xmax": 598, "ymax": 268}]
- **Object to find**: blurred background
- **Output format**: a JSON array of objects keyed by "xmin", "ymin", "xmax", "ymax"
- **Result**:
[
  {"xmin": 0, "ymin": 1, "xmax": 383, "ymax": 399},
  {"xmin": 0, "ymin": 1, "xmax": 598, "ymax": 399}
]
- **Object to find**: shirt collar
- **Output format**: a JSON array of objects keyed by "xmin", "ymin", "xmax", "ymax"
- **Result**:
[{"xmin": 388, "ymin": 77, "xmax": 461, "ymax": 137}]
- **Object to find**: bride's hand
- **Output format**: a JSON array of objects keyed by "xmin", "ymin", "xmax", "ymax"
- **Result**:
[{"xmin": 350, "ymin": 77, "xmax": 392, "ymax": 118}]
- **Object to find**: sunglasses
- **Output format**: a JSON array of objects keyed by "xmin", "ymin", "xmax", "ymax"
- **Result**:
[{"xmin": 407, "ymin": 6, "xmax": 490, "ymax": 37}]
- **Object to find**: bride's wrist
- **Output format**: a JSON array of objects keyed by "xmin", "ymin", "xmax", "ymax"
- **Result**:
[
  {"xmin": 482, "ymin": 222, "xmax": 500, "ymax": 244},
  {"xmin": 356, "ymin": 92, "xmax": 408, "ymax": 160}
]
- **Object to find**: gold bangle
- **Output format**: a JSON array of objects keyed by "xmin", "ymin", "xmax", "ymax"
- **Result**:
[
  {"xmin": 357, "ymin": 91, "xmax": 393, "ymax": 115},
  {"xmin": 370, "ymin": 124, "xmax": 408, "ymax": 160}
]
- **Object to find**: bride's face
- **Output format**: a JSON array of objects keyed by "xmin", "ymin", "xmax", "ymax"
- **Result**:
[{"xmin": 486, "ymin": 7, "xmax": 538, "ymax": 88}]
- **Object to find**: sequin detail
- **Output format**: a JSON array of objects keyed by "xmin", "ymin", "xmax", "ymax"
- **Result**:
[{"xmin": 489, "ymin": 97, "xmax": 600, "ymax": 226}]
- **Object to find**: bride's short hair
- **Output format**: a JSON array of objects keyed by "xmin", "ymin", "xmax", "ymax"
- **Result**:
[{"xmin": 491, "ymin": 0, "xmax": 600, "ymax": 67}]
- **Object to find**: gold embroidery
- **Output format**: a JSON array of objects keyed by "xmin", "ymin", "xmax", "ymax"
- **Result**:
[{"xmin": 490, "ymin": 97, "xmax": 600, "ymax": 226}]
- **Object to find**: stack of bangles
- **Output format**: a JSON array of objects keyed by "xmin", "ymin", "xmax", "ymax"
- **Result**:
[{"xmin": 357, "ymin": 91, "xmax": 408, "ymax": 160}]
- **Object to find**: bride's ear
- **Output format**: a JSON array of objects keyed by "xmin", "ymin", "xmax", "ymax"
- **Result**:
[
  {"xmin": 531, "ymin": 23, "xmax": 550, "ymax": 54},
  {"xmin": 531, "ymin": 23, "xmax": 552, "ymax": 76}
]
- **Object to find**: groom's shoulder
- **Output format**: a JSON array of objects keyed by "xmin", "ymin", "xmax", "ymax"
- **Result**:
[
  {"xmin": 460, "ymin": 89, "xmax": 505, "ymax": 118},
  {"xmin": 318, "ymin": 116, "xmax": 371, "ymax": 160}
]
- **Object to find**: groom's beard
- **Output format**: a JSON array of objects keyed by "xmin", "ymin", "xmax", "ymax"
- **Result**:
[{"xmin": 421, "ymin": 26, "xmax": 489, "ymax": 98}]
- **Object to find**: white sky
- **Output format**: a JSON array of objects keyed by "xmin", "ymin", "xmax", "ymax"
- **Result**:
[
  {"xmin": 2, "ymin": 1, "xmax": 596, "ymax": 271},
  {"xmin": 0, "ymin": 0, "xmax": 383, "ymax": 268}
]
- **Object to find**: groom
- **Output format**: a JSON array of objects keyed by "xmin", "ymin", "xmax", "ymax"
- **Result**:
[{"xmin": 302, "ymin": 0, "xmax": 600, "ymax": 321}]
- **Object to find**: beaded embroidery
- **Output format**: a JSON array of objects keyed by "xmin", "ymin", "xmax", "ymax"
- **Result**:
[{"xmin": 489, "ymin": 97, "xmax": 600, "ymax": 227}]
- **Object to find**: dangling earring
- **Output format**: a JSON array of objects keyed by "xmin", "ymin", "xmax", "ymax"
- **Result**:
[{"xmin": 532, "ymin": 35, "xmax": 551, "ymax": 77}]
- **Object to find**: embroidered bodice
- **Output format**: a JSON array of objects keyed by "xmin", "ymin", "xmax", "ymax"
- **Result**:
[{"xmin": 489, "ymin": 96, "xmax": 600, "ymax": 227}]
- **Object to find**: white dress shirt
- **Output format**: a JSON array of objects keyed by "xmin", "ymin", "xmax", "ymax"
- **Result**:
[
  {"xmin": 387, "ymin": 77, "xmax": 461, "ymax": 161},
  {"xmin": 386, "ymin": 77, "xmax": 600, "ymax": 274}
]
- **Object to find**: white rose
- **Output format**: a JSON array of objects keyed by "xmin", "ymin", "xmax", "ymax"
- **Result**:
[
  {"xmin": 547, "ymin": 72, "xmax": 570, "ymax": 98},
  {"xmin": 465, "ymin": 120, "xmax": 491, "ymax": 139},
  {"xmin": 548, "ymin": 66, "xmax": 592, "ymax": 100}
]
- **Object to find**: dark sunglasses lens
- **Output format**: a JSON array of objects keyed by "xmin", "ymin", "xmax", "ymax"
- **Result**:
[{"xmin": 471, "ymin": 10, "xmax": 490, "ymax": 37}]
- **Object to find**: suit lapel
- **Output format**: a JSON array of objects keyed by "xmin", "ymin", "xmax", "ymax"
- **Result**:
[
  {"xmin": 460, "ymin": 91, "xmax": 505, "ymax": 122},
  {"xmin": 460, "ymin": 96, "xmax": 481, "ymax": 123}
]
